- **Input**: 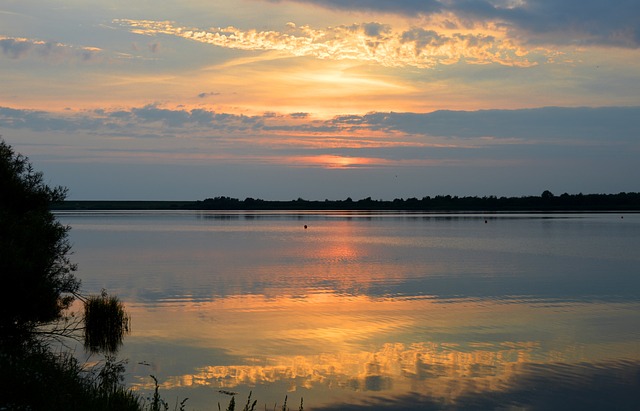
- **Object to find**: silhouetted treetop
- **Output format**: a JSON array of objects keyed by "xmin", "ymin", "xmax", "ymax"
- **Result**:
[{"xmin": 0, "ymin": 139, "xmax": 80, "ymax": 340}]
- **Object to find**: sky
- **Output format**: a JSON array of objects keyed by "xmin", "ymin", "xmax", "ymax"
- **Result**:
[{"xmin": 1, "ymin": 0, "xmax": 639, "ymax": 200}]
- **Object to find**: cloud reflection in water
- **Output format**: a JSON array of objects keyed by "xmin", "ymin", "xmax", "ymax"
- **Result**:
[{"xmin": 125, "ymin": 292, "xmax": 640, "ymax": 410}]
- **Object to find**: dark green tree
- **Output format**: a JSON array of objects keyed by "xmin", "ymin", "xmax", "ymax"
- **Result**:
[
  {"xmin": 0, "ymin": 139, "xmax": 80, "ymax": 341},
  {"xmin": 0, "ymin": 139, "xmax": 138, "ymax": 411}
]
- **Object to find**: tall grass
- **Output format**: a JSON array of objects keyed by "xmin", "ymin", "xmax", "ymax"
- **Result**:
[
  {"xmin": 2, "ymin": 289, "xmax": 301, "ymax": 411},
  {"xmin": 217, "ymin": 391, "xmax": 303, "ymax": 411},
  {"xmin": 0, "ymin": 343, "xmax": 303, "ymax": 411},
  {"xmin": 84, "ymin": 290, "xmax": 130, "ymax": 354},
  {"xmin": 0, "ymin": 342, "xmax": 140, "ymax": 410}
]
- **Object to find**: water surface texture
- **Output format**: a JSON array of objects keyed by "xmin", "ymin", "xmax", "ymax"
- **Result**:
[{"xmin": 58, "ymin": 211, "xmax": 640, "ymax": 410}]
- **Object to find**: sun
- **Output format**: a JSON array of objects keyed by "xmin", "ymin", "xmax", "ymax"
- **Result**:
[{"xmin": 316, "ymin": 155, "xmax": 372, "ymax": 168}]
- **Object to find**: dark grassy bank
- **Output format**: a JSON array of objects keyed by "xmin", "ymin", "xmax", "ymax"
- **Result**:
[
  {"xmin": 0, "ymin": 341, "xmax": 141, "ymax": 411},
  {"xmin": 1, "ymin": 341, "xmax": 279, "ymax": 411},
  {"xmin": 53, "ymin": 191, "xmax": 640, "ymax": 211}
]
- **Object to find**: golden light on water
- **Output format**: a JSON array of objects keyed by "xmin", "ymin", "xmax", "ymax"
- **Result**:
[
  {"xmin": 140, "ymin": 341, "xmax": 535, "ymax": 396},
  {"xmin": 126, "ymin": 290, "xmax": 640, "ymax": 402},
  {"xmin": 59, "ymin": 212, "xmax": 640, "ymax": 409}
]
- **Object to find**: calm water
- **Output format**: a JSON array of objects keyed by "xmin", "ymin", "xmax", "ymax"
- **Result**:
[{"xmin": 57, "ymin": 211, "xmax": 640, "ymax": 410}]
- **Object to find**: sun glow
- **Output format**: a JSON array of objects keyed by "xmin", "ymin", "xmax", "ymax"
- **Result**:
[
  {"xmin": 294, "ymin": 154, "xmax": 383, "ymax": 168},
  {"xmin": 125, "ymin": 293, "xmax": 638, "ymax": 404}
]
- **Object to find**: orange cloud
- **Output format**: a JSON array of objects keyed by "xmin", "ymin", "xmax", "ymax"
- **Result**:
[{"xmin": 115, "ymin": 19, "xmax": 548, "ymax": 68}]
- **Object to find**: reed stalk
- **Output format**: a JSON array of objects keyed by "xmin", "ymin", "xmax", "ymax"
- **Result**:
[{"xmin": 84, "ymin": 290, "xmax": 130, "ymax": 354}]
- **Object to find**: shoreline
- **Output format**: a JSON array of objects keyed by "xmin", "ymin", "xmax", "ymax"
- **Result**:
[{"xmin": 52, "ymin": 192, "xmax": 640, "ymax": 212}]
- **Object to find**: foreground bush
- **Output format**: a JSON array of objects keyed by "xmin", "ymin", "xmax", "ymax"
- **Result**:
[{"xmin": 0, "ymin": 341, "xmax": 140, "ymax": 411}]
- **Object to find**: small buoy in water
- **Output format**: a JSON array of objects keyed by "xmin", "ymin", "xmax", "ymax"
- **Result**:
[
  {"xmin": 484, "ymin": 220, "xmax": 488, "ymax": 224},
  {"xmin": 304, "ymin": 225, "xmax": 308, "ymax": 229},
  {"xmin": 621, "ymin": 216, "xmax": 624, "ymax": 219}
]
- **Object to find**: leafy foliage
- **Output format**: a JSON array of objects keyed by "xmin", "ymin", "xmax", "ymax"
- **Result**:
[{"xmin": 0, "ymin": 138, "xmax": 80, "ymax": 341}]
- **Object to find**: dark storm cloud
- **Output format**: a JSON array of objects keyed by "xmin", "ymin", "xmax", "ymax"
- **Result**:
[{"xmin": 275, "ymin": 0, "xmax": 640, "ymax": 47}]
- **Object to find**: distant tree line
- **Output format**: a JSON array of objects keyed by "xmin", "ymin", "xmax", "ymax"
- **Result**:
[
  {"xmin": 194, "ymin": 191, "xmax": 640, "ymax": 211},
  {"xmin": 55, "ymin": 191, "xmax": 640, "ymax": 211}
]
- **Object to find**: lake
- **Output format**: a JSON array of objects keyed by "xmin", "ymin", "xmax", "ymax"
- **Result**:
[{"xmin": 56, "ymin": 211, "xmax": 640, "ymax": 410}]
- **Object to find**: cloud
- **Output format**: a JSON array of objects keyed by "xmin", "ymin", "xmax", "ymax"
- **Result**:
[
  {"xmin": 0, "ymin": 37, "xmax": 32, "ymax": 59},
  {"xmin": 2, "ymin": 103, "xmax": 637, "ymax": 183},
  {"xmin": 284, "ymin": 0, "xmax": 443, "ymax": 15},
  {"xmin": 3, "ymin": 104, "xmax": 638, "ymax": 190},
  {"xmin": 197, "ymin": 91, "xmax": 221, "ymax": 98},
  {"xmin": 454, "ymin": 0, "xmax": 640, "ymax": 48},
  {"xmin": 0, "ymin": 36, "xmax": 103, "ymax": 62},
  {"xmin": 115, "ymin": 19, "xmax": 545, "ymax": 68},
  {"xmin": 2, "ymin": 104, "xmax": 638, "ymax": 145},
  {"xmin": 0, "ymin": 105, "xmax": 217, "ymax": 133},
  {"xmin": 0, "ymin": 107, "xmax": 104, "ymax": 132},
  {"xmin": 265, "ymin": 0, "xmax": 640, "ymax": 48},
  {"xmin": 361, "ymin": 22, "xmax": 391, "ymax": 38},
  {"xmin": 337, "ymin": 107, "xmax": 640, "ymax": 143}
]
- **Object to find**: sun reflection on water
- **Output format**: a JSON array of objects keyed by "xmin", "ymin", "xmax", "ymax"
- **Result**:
[
  {"xmin": 61, "ymin": 212, "xmax": 640, "ymax": 409},
  {"xmin": 134, "ymin": 340, "xmax": 537, "ymax": 394},
  {"xmin": 124, "ymin": 291, "xmax": 640, "ymax": 407}
]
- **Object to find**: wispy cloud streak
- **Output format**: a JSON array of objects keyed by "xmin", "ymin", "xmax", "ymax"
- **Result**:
[
  {"xmin": 115, "ymin": 19, "xmax": 545, "ymax": 68},
  {"xmin": 0, "ymin": 36, "xmax": 103, "ymax": 62}
]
